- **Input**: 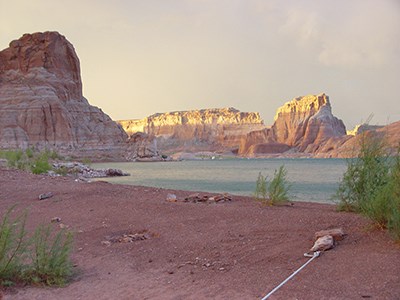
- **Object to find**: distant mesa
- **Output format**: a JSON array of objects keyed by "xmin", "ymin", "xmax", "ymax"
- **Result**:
[
  {"xmin": 118, "ymin": 93, "xmax": 400, "ymax": 159},
  {"xmin": 238, "ymin": 93, "xmax": 347, "ymax": 157},
  {"xmin": 118, "ymin": 107, "xmax": 265, "ymax": 153},
  {"xmin": 0, "ymin": 31, "xmax": 128, "ymax": 158}
]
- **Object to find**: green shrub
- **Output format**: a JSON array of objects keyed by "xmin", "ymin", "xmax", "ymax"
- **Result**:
[
  {"xmin": 254, "ymin": 166, "xmax": 291, "ymax": 206},
  {"xmin": 268, "ymin": 165, "xmax": 291, "ymax": 205},
  {"xmin": 81, "ymin": 157, "xmax": 92, "ymax": 167},
  {"xmin": 2, "ymin": 150, "xmax": 24, "ymax": 169},
  {"xmin": 378, "ymin": 154, "xmax": 400, "ymax": 239},
  {"xmin": 27, "ymin": 225, "xmax": 73, "ymax": 286},
  {"xmin": 0, "ymin": 207, "xmax": 29, "ymax": 285},
  {"xmin": 46, "ymin": 150, "xmax": 60, "ymax": 160},
  {"xmin": 25, "ymin": 148, "xmax": 34, "ymax": 159},
  {"xmin": 0, "ymin": 207, "xmax": 74, "ymax": 287},
  {"xmin": 336, "ymin": 133, "xmax": 390, "ymax": 213},
  {"xmin": 30, "ymin": 152, "xmax": 51, "ymax": 174},
  {"xmin": 1, "ymin": 149, "xmax": 61, "ymax": 174},
  {"xmin": 336, "ymin": 133, "xmax": 400, "ymax": 240},
  {"xmin": 254, "ymin": 172, "xmax": 267, "ymax": 203}
]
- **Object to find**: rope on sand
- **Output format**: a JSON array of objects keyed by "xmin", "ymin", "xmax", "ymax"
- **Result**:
[{"xmin": 261, "ymin": 251, "xmax": 321, "ymax": 300}]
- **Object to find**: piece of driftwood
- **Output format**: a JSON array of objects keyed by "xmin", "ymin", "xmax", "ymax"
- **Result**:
[
  {"xmin": 314, "ymin": 228, "xmax": 346, "ymax": 241},
  {"xmin": 310, "ymin": 235, "xmax": 334, "ymax": 252}
]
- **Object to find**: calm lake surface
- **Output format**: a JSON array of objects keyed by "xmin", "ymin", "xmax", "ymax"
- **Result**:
[{"xmin": 93, "ymin": 158, "xmax": 347, "ymax": 204}]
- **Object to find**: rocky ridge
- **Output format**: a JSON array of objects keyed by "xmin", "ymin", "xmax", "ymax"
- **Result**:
[
  {"xmin": 118, "ymin": 107, "xmax": 265, "ymax": 153},
  {"xmin": 239, "ymin": 93, "xmax": 347, "ymax": 156},
  {"xmin": 0, "ymin": 31, "xmax": 128, "ymax": 159},
  {"xmin": 313, "ymin": 120, "xmax": 400, "ymax": 158}
]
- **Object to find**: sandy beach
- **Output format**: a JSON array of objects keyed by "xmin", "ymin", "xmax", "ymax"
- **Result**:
[{"xmin": 0, "ymin": 167, "xmax": 399, "ymax": 299}]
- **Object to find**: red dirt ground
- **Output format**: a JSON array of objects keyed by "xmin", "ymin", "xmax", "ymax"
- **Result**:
[{"xmin": 0, "ymin": 168, "xmax": 399, "ymax": 299}]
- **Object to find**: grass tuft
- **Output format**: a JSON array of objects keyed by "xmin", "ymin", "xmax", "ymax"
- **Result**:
[{"xmin": 0, "ymin": 207, "xmax": 73, "ymax": 287}]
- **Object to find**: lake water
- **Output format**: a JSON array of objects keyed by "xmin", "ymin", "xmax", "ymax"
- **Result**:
[{"xmin": 92, "ymin": 158, "xmax": 348, "ymax": 204}]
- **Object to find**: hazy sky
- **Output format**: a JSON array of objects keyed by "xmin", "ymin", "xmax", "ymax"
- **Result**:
[{"xmin": 1, "ymin": 0, "xmax": 399, "ymax": 129}]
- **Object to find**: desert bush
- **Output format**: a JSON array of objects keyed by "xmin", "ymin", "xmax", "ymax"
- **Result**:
[
  {"xmin": 0, "ymin": 149, "xmax": 59, "ymax": 174},
  {"xmin": 0, "ymin": 207, "xmax": 29, "ymax": 286},
  {"xmin": 30, "ymin": 152, "xmax": 52, "ymax": 174},
  {"xmin": 25, "ymin": 148, "xmax": 34, "ymax": 159},
  {"xmin": 336, "ymin": 133, "xmax": 400, "ymax": 240},
  {"xmin": 0, "ymin": 207, "xmax": 73, "ymax": 287},
  {"xmin": 254, "ymin": 166, "xmax": 291, "ymax": 205},
  {"xmin": 386, "ymin": 158, "xmax": 399, "ymax": 240},
  {"xmin": 336, "ymin": 133, "xmax": 390, "ymax": 213},
  {"xmin": 268, "ymin": 165, "xmax": 291, "ymax": 205},
  {"xmin": 27, "ymin": 225, "xmax": 73, "ymax": 286},
  {"xmin": 0, "ymin": 150, "xmax": 25, "ymax": 169},
  {"xmin": 254, "ymin": 172, "xmax": 267, "ymax": 203}
]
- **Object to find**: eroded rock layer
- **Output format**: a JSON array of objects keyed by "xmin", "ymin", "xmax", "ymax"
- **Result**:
[
  {"xmin": 239, "ymin": 93, "xmax": 347, "ymax": 156},
  {"xmin": 118, "ymin": 108, "xmax": 265, "ymax": 152},
  {"xmin": 272, "ymin": 93, "xmax": 346, "ymax": 151},
  {"xmin": 0, "ymin": 31, "xmax": 128, "ymax": 158}
]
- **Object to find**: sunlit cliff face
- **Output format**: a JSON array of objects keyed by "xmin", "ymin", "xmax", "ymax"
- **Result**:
[
  {"xmin": 273, "ymin": 93, "xmax": 329, "ymax": 122},
  {"xmin": 118, "ymin": 107, "xmax": 264, "ymax": 136},
  {"xmin": 117, "ymin": 108, "xmax": 266, "ymax": 152}
]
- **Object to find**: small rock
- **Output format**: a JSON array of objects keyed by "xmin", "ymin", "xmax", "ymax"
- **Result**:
[
  {"xmin": 39, "ymin": 192, "xmax": 53, "ymax": 200},
  {"xmin": 59, "ymin": 223, "xmax": 68, "ymax": 229},
  {"xmin": 166, "ymin": 193, "xmax": 177, "ymax": 202},
  {"xmin": 185, "ymin": 193, "xmax": 200, "ymax": 202},
  {"xmin": 101, "ymin": 240, "xmax": 112, "ymax": 247},
  {"xmin": 51, "ymin": 217, "xmax": 62, "ymax": 223}
]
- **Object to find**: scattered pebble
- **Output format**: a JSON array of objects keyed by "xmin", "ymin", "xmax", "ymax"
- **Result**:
[
  {"xmin": 101, "ymin": 241, "xmax": 112, "ymax": 247},
  {"xmin": 104, "ymin": 230, "xmax": 152, "ymax": 245},
  {"xmin": 184, "ymin": 193, "xmax": 232, "ymax": 204},
  {"xmin": 166, "ymin": 193, "xmax": 177, "ymax": 202},
  {"xmin": 39, "ymin": 192, "xmax": 53, "ymax": 200}
]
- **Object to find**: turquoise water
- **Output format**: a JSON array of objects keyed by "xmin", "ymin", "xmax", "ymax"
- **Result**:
[{"xmin": 92, "ymin": 158, "xmax": 347, "ymax": 204}]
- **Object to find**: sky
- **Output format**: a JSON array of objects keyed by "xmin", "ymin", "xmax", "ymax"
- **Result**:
[{"xmin": 0, "ymin": 0, "xmax": 399, "ymax": 129}]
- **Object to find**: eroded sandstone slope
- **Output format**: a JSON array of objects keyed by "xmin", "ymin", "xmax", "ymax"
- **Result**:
[
  {"xmin": 0, "ymin": 31, "xmax": 127, "ymax": 158},
  {"xmin": 239, "ymin": 93, "xmax": 347, "ymax": 156},
  {"xmin": 119, "ymin": 107, "xmax": 265, "ymax": 153}
]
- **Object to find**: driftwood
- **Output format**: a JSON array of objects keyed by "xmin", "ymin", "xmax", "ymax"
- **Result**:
[
  {"xmin": 310, "ymin": 235, "xmax": 334, "ymax": 252},
  {"xmin": 314, "ymin": 228, "xmax": 346, "ymax": 241},
  {"xmin": 310, "ymin": 228, "xmax": 346, "ymax": 252}
]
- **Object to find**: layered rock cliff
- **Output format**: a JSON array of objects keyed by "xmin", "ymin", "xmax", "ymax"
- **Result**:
[
  {"xmin": 239, "ymin": 93, "xmax": 347, "ymax": 156},
  {"xmin": 272, "ymin": 93, "xmax": 346, "ymax": 151},
  {"xmin": 118, "ymin": 108, "xmax": 265, "ymax": 152},
  {"xmin": 0, "ymin": 31, "xmax": 128, "ymax": 158},
  {"xmin": 314, "ymin": 120, "xmax": 400, "ymax": 158}
]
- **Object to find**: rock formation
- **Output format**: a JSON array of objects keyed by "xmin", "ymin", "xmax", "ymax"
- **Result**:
[
  {"xmin": 118, "ymin": 108, "xmax": 265, "ymax": 153},
  {"xmin": 0, "ymin": 31, "xmax": 128, "ymax": 158},
  {"xmin": 272, "ymin": 93, "xmax": 346, "ymax": 151},
  {"xmin": 346, "ymin": 124, "xmax": 384, "ymax": 136},
  {"xmin": 314, "ymin": 120, "xmax": 400, "ymax": 158},
  {"xmin": 239, "ymin": 93, "xmax": 347, "ymax": 156}
]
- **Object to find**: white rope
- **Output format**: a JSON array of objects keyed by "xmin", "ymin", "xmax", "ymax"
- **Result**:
[{"xmin": 261, "ymin": 251, "xmax": 321, "ymax": 300}]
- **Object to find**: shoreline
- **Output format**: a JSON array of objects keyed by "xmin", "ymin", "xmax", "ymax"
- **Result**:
[{"xmin": 1, "ymin": 167, "xmax": 399, "ymax": 299}]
